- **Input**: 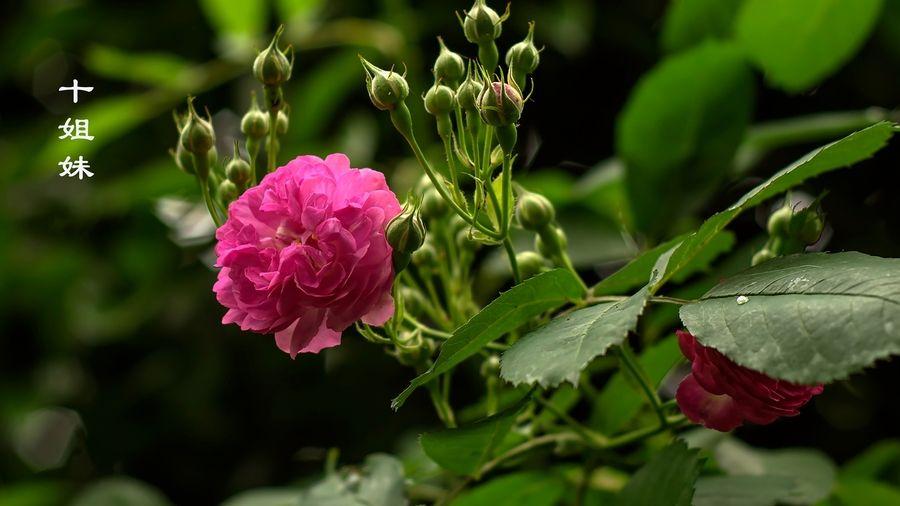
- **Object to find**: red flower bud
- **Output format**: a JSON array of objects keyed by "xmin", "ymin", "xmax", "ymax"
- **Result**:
[{"xmin": 675, "ymin": 330, "xmax": 823, "ymax": 432}]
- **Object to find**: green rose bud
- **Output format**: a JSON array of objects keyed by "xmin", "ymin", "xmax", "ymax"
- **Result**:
[
  {"xmin": 535, "ymin": 226, "xmax": 567, "ymax": 262},
  {"xmin": 434, "ymin": 37, "xmax": 465, "ymax": 87},
  {"xmin": 516, "ymin": 251, "xmax": 547, "ymax": 280},
  {"xmin": 516, "ymin": 191, "xmax": 555, "ymax": 231},
  {"xmin": 179, "ymin": 98, "xmax": 215, "ymax": 155},
  {"xmin": 424, "ymin": 81, "xmax": 456, "ymax": 116},
  {"xmin": 360, "ymin": 56, "xmax": 410, "ymax": 111},
  {"xmin": 225, "ymin": 142, "xmax": 252, "ymax": 191},
  {"xmin": 462, "ymin": 0, "xmax": 503, "ymax": 44},
  {"xmin": 420, "ymin": 187, "xmax": 448, "ymax": 219},
  {"xmin": 253, "ymin": 26, "xmax": 293, "ymax": 87},
  {"xmin": 276, "ymin": 110, "xmax": 289, "ymax": 135},
  {"xmin": 790, "ymin": 207, "xmax": 826, "ymax": 245},
  {"xmin": 456, "ymin": 70, "xmax": 484, "ymax": 113},
  {"xmin": 386, "ymin": 198, "xmax": 426, "ymax": 272},
  {"xmin": 218, "ymin": 179, "xmax": 238, "ymax": 205},
  {"xmin": 506, "ymin": 21, "xmax": 540, "ymax": 87},
  {"xmin": 478, "ymin": 81, "xmax": 523, "ymax": 126},
  {"xmin": 241, "ymin": 92, "xmax": 269, "ymax": 139},
  {"xmin": 767, "ymin": 204, "xmax": 793, "ymax": 236},
  {"xmin": 751, "ymin": 248, "xmax": 777, "ymax": 267}
]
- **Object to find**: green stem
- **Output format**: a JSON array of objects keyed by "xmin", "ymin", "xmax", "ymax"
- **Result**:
[
  {"xmin": 199, "ymin": 176, "xmax": 224, "ymax": 227},
  {"xmin": 503, "ymin": 238, "xmax": 522, "ymax": 284},
  {"xmin": 266, "ymin": 109, "xmax": 278, "ymax": 173},
  {"xmin": 615, "ymin": 342, "xmax": 666, "ymax": 428}
]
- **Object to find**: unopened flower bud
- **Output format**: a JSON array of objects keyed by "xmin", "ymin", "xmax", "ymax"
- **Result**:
[
  {"xmin": 424, "ymin": 81, "xmax": 456, "ymax": 116},
  {"xmin": 457, "ymin": 72, "xmax": 484, "ymax": 113},
  {"xmin": 171, "ymin": 143, "xmax": 194, "ymax": 175},
  {"xmin": 218, "ymin": 179, "xmax": 238, "ymax": 205},
  {"xmin": 751, "ymin": 248, "xmax": 776, "ymax": 267},
  {"xmin": 412, "ymin": 242, "xmax": 439, "ymax": 268},
  {"xmin": 506, "ymin": 21, "xmax": 540, "ymax": 87},
  {"xmin": 360, "ymin": 56, "xmax": 410, "ymax": 111},
  {"xmin": 395, "ymin": 330, "xmax": 435, "ymax": 367},
  {"xmin": 478, "ymin": 81, "xmax": 523, "ymax": 126},
  {"xmin": 420, "ymin": 187, "xmax": 448, "ymax": 219},
  {"xmin": 400, "ymin": 286, "xmax": 428, "ymax": 317},
  {"xmin": 790, "ymin": 208, "xmax": 825, "ymax": 245},
  {"xmin": 241, "ymin": 92, "xmax": 269, "ymax": 139},
  {"xmin": 276, "ymin": 110, "xmax": 289, "ymax": 135},
  {"xmin": 386, "ymin": 199, "xmax": 426, "ymax": 272},
  {"xmin": 179, "ymin": 98, "xmax": 215, "ymax": 155},
  {"xmin": 434, "ymin": 37, "xmax": 465, "ymax": 87},
  {"xmin": 463, "ymin": 0, "xmax": 504, "ymax": 44},
  {"xmin": 253, "ymin": 26, "xmax": 293, "ymax": 87},
  {"xmin": 767, "ymin": 204, "xmax": 793, "ymax": 236},
  {"xmin": 516, "ymin": 191, "xmax": 555, "ymax": 231},
  {"xmin": 226, "ymin": 142, "xmax": 252, "ymax": 191},
  {"xmin": 480, "ymin": 355, "xmax": 501, "ymax": 377},
  {"xmin": 516, "ymin": 251, "xmax": 547, "ymax": 279}
]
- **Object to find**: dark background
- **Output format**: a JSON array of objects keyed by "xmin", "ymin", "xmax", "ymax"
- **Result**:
[{"xmin": 1, "ymin": 0, "xmax": 899, "ymax": 504}]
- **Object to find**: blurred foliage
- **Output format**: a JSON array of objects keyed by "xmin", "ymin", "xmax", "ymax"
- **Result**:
[{"xmin": 0, "ymin": 0, "xmax": 899, "ymax": 504}]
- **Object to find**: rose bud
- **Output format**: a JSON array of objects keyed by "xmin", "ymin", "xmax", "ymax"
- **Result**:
[
  {"xmin": 241, "ymin": 92, "xmax": 269, "ymax": 140},
  {"xmin": 478, "ymin": 81, "xmax": 523, "ymax": 127},
  {"xmin": 463, "ymin": 0, "xmax": 503, "ymax": 44},
  {"xmin": 456, "ymin": 70, "xmax": 484, "ymax": 113},
  {"xmin": 386, "ymin": 198, "xmax": 427, "ymax": 273},
  {"xmin": 276, "ymin": 110, "xmax": 289, "ymax": 135},
  {"xmin": 213, "ymin": 154, "xmax": 401, "ymax": 357},
  {"xmin": 424, "ymin": 81, "xmax": 457, "ymax": 116},
  {"xmin": 253, "ymin": 25, "xmax": 293, "ymax": 87},
  {"xmin": 225, "ymin": 143, "xmax": 252, "ymax": 191},
  {"xmin": 516, "ymin": 251, "xmax": 547, "ymax": 280},
  {"xmin": 218, "ymin": 179, "xmax": 238, "ymax": 205},
  {"xmin": 506, "ymin": 21, "xmax": 540, "ymax": 87},
  {"xmin": 360, "ymin": 56, "xmax": 410, "ymax": 112},
  {"xmin": 516, "ymin": 191, "xmax": 555, "ymax": 231},
  {"xmin": 675, "ymin": 330, "xmax": 824, "ymax": 432},
  {"xmin": 434, "ymin": 36, "xmax": 465, "ymax": 87}
]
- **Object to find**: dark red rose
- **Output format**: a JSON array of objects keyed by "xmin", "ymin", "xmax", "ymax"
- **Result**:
[{"xmin": 675, "ymin": 330, "xmax": 824, "ymax": 432}]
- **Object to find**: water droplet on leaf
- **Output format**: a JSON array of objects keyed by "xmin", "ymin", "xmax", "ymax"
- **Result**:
[{"xmin": 736, "ymin": 295, "xmax": 749, "ymax": 305}]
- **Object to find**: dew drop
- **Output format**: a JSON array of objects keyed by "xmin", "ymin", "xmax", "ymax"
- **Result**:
[{"xmin": 736, "ymin": 295, "xmax": 749, "ymax": 305}]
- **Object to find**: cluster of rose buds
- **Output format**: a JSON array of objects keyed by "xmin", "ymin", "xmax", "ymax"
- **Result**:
[
  {"xmin": 169, "ymin": 27, "xmax": 294, "ymax": 226},
  {"xmin": 752, "ymin": 197, "xmax": 826, "ymax": 265}
]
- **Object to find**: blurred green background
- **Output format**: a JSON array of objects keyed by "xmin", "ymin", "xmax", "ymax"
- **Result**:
[{"xmin": 1, "ymin": 0, "xmax": 900, "ymax": 504}]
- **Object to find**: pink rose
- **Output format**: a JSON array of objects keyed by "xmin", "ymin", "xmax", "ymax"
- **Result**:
[
  {"xmin": 675, "ymin": 330, "xmax": 824, "ymax": 432},
  {"xmin": 213, "ymin": 154, "xmax": 401, "ymax": 357}
]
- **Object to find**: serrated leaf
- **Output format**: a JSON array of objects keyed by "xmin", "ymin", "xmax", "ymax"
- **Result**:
[
  {"xmin": 656, "ymin": 121, "xmax": 895, "ymax": 292},
  {"xmin": 450, "ymin": 470, "xmax": 566, "ymax": 506},
  {"xmin": 502, "ymin": 249, "xmax": 674, "ymax": 388},
  {"xmin": 693, "ymin": 475, "xmax": 795, "ymax": 506},
  {"xmin": 420, "ymin": 400, "xmax": 526, "ymax": 477},
  {"xmin": 298, "ymin": 454, "xmax": 407, "ymax": 506},
  {"xmin": 593, "ymin": 231, "xmax": 734, "ymax": 296},
  {"xmin": 617, "ymin": 42, "xmax": 753, "ymax": 234},
  {"xmin": 661, "ymin": 0, "xmax": 742, "ymax": 54},
  {"xmin": 735, "ymin": 0, "xmax": 883, "ymax": 92},
  {"xmin": 713, "ymin": 438, "xmax": 836, "ymax": 504},
  {"xmin": 679, "ymin": 252, "xmax": 900, "ymax": 384},
  {"xmin": 590, "ymin": 335, "xmax": 682, "ymax": 433},
  {"xmin": 615, "ymin": 441, "xmax": 701, "ymax": 506},
  {"xmin": 392, "ymin": 269, "xmax": 583, "ymax": 409}
]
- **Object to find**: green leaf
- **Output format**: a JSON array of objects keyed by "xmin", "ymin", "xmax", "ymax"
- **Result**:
[
  {"xmin": 615, "ymin": 440, "xmax": 701, "ymax": 506},
  {"xmin": 713, "ymin": 438, "xmax": 836, "ymax": 504},
  {"xmin": 275, "ymin": 0, "xmax": 323, "ymax": 23},
  {"xmin": 841, "ymin": 439, "xmax": 900, "ymax": 479},
  {"xmin": 679, "ymin": 251, "xmax": 900, "ymax": 384},
  {"xmin": 502, "ymin": 249, "xmax": 674, "ymax": 388},
  {"xmin": 661, "ymin": 0, "xmax": 742, "ymax": 54},
  {"xmin": 693, "ymin": 475, "xmax": 796, "ymax": 506},
  {"xmin": 656, "ymin": 121, "xmax": 895, "ymax": 292},
  {"xmin": 828, "ymin": 479, "xmax": 900, "ymax": 506},
  {"xmin": 84, "ymin": 45, "xmax": 193, "ymax": 90},
  {"xmin": 391, "ymin": 269, "xmax": 583, "ymax": 409},
  {"xmin": 199, "ymin": 0, "xmax": 266, "ymax": 37},
  {"xmin": 450, "ymin": 471, "xmax": 567, "ymax": 506},
  {"xmin": 592, "ymin": 232, "xmax": 734, "ymax": 296},
  {"xmin": 617, "ymin": 42, "xmax": 753, "ymax": 234},
  {"xmin": 70, "ymin": 478, "xmax": 171, "ymax": 506},
  {"xmin": 0, "ymin": 481, "xmax": 67, "ymax": 506},
  {"xmin": 735, "ymin": 0, "xmax": 883, "ymax": 92},
  {"xmin": 420, "ymin": 400, "xmax": 526, "ymax": 477},
  {"xmin": 590, "ymin": 335, "xmax": 682, "ymax": 433}
]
